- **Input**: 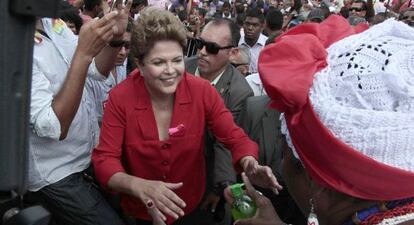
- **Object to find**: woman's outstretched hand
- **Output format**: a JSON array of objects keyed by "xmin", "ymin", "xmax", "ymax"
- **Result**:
[
  {"xmin": 130, "ymin": 178, "xmax": 187, "ymax": 221},
  {"xmin": 240, "ymin": 156, "xmax": 283, "ymax": 194}
]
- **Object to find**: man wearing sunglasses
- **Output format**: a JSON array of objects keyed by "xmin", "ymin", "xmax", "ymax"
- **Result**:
[
  {"xmin": 86, "ymin": 21, "xmax": 133, "ymax": 127},
  {"xmin": 349, "ymin": 0, "xmax": 367, "ymax": 19},
  {"xmin": 185, "ymin": 18, "xmax": 253, "ymax": 225},
  {"xmin": 112, "ymin": 28, "xmax": 131, "ymax": 83}
]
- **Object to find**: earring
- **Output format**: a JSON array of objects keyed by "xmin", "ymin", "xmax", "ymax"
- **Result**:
[{"xmin": 307, "ymin": 198, "xmax": 319, "ymax": 225}]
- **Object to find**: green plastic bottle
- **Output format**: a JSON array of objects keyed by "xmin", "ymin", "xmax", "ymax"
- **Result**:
[{"xmin": 230, "ymin": 183, "xmax": 257, "ymax": 220}]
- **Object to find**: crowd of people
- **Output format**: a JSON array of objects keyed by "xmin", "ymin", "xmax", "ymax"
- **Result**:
[{"xmin": 26, "ymin": 0, "xmax": 414, "ymax": 224}]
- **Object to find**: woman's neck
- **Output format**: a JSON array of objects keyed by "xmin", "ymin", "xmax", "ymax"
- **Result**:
[
  {"xmin": 151, "ymin": 98, "xmax": 174, "ymax": 111},
  {"xmin": 148, "ymin": 90, "xmax": 174, "ymax": 111}
]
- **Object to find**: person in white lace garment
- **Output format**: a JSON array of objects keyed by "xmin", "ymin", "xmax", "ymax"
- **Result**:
[{"xmin": 225, "ymin": 15, "xmax": 414, "ymax": 225}]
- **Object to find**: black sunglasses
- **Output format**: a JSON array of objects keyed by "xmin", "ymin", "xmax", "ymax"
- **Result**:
[
  {"xmin": 195, "ymin": 38, "xmax": 234, "ymax": 55},
  {"xmin": 122, "ymin": 41, "xmax": 130, "ymax": 49},
  {"xmin": 114, "ymin": 40, "xmax": 130, "ymax": 49},
  {"xmin": 350, "ymin": 7, "xmax": 365, "ymax": 12}
]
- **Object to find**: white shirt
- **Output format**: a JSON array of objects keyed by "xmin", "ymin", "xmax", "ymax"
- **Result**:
[
  {"xmin": 239, "ymin": 33, "xmax": 268, "ymax": 74},
  {"xmin": 86, "ymin": 74, "xmax": 115, "ymax": 125},
  {"xmin": 374, "ymin": 1, "xmax": 386, "ymax": 14},
  {"xmin": 86, "ymin": 60, "xmax": 128, "ymax": 124},
  {"xmin": 115, "ymin": 59, "xmax": 128, "ymax": 83},
  {"xmin": 245, "ymin": 73, "xmax": 266, "ymax": 96},
  {"xmin": 194, "ymin": 67, "xmax": 225, "ymax": 86},
  {"xmin": 222, "ymin": 13, "xmax": 232, "ymax": 19},
  {"xmin": 29, "ymin": 18, "xmax": 106, "ymax": 191}
]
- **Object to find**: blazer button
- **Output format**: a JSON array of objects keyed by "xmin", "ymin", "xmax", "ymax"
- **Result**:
[
  {"xmin": 161, "ymin": 143, "xmax": 170, "ymax": 149},
  {"xmin": 162, "ymin": 175, "xmax": 167, "ymax": 180},
  {"xmin": 162, "ymin": 160, "xmax": 169, "ymax": 166}
]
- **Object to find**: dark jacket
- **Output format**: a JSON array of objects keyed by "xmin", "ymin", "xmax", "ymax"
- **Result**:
[
  {"xmin": 185, "ymin": 57, "xmax": 253, "ymax": 190},
  {"xmin": 237, "ymin": 95, "xmax": 307, "ymax": 224},
  {"xmin": 238, "ymin": 96, "xmax": 282, "ymax": 180}
]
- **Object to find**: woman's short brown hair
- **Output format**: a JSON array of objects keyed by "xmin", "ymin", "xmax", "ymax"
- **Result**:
[{"xmin": 130, "ymin": 7, "xmax": 187, "ymax": 63}]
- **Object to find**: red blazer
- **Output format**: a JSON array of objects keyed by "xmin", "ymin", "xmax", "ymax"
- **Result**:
[{"xmin": 92, "ymin": 70, "xmax": 258, "ymax": 223}]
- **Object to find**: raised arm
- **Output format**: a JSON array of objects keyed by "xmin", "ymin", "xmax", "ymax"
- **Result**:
[
  {"xmin": 49, "ymin": 1, "xmax": 131, "ymax": 140},
  {"xmin": 50, "ymin": 12, "xmax": 118, "ymax": 140},
  {"xmin": 94, "ymin": 0, "xmax": 132, "ymax": 76}
]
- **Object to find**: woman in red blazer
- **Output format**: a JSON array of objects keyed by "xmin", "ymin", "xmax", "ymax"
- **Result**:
[{"xmin": 92, "ymin": 7, "xmax": 281, "ymax": 225}]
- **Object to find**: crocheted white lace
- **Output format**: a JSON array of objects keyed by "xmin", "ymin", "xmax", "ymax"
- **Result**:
[{"xmin": 281, "ymin": 19, "xmax": 414, "ymax": 172}]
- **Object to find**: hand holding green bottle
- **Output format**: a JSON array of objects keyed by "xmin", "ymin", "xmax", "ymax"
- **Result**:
[
  {"xmin": 224, "ymin": 173, "xmax": 285, "ymax": 225},
  {"xmin": 230, "ymin": 183, "xmax": 257, "ymax": 220}
]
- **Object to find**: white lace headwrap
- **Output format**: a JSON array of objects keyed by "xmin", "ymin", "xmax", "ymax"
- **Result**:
[{"xmin": 281, "ymin": 19, "xmax": 414, "ymax": 172}]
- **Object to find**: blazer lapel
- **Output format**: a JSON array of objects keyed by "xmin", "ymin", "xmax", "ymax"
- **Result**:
[
  {"xmin": 133, "ymin": 72, "xmax": 159, "ymax": 140},
  {"xmin": 170, "ymin": 73, "xmax": 192, "ymax": 138},
  {"xmin": 213, "ymin": 65, "xmax": 232, "ymax": 98}
]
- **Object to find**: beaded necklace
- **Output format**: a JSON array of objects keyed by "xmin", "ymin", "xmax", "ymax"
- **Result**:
[{"xmin": 343, "ymin": 198, "xmax": 414, "ymax": 225}]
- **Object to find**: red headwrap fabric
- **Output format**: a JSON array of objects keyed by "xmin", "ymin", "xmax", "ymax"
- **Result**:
[{"xmin": 259, "ymin": 15, "xmax": 414, "ymax": 200}]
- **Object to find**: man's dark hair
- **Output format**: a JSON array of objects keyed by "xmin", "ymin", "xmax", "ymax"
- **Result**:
[
  {"xmin": 208, "ymin": 18, "xmax": 241, "ymax": 46},
  {"xmin": 222, "ymin": 1, "xmax": 231, "ymax": 9},
  {"xmin": 245, "ymin": 7, "xmax": 265, "ymax": 23},
  {"xmin": 59, "ymin": 2, "xmax": 83, "ymax": 34},
  {"xmin": 132, "ymin": 0, "xmax": 148, "ymax": 8},
  {"xmin": 266, "ymin": 9, "xmax": 283, "ymax": 30},
  {"xmin": 340, "ymin": 6, "xmax": 349, "ymax": 18},
  {"xmin": 352, "ymin": 0, "xmax": 367, "ymax": 10},
  {"xmin": 84, "ymin": 0, "xmax": 102, "ymax": 11},
  {"xmin": 289, "ymin": 0, "xmax": 302, "ymax": 13},
  {"xmin": 319, "ymin": 5, "xmax": 331, "ymax": 19},
  {"xmin": 60, "ymin": 9, "xmax": 83, "ymax": 34}
]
